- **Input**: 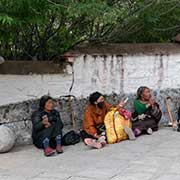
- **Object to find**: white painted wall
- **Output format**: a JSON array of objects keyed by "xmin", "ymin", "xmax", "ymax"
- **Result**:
[{"xmin": 0, "ymin": 53, "xmax": 180, "ymax": 106}]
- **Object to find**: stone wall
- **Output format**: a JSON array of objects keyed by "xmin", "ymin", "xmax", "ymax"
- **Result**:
[
  {"xmin": 0, "ymin": 88, "xmax": 179, "ymax": 145},
  {"xmin": 1, "ymin": 53, "xmax": 180, "ymax": 106}
]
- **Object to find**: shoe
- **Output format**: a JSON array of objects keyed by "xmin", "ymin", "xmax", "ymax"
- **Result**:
[
  {"xmin": 56, "ymin": 145, "xmax": 63, "ymax": 154},
  {"xmin": 147, "ymin": 128, "xmax": 153, "ymax": 135},
  {"xmin": 84, "ymin": 138, "xmax": 103, "ymax": 149},
  {"xmin": 44, "ymin": 147, "xmax": 55, "ymax": 157},
  {"xmin": 133, "ymin": 128, "xmax": 141, "ymax": 137},
  {"xmin": 124, "ymin": 126, "xmax": 136, "ymax": 140}
]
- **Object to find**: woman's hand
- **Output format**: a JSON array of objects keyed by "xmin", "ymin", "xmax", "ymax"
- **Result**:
[
  {"xmin": 146, "ymin": 103, "xmax": 151, "ymax": 108},
  {"xmin": 146, "ymin": 98, "xmax": 155, "ymax": 108},
  {"xmin": 149, "ymin": 98, "xmax": 155, "ymax": 107},
  {"xmin": 118, "ymin": 100, "xmax": 126, "ymax": 108},
  {"xmin": 44, "ymin": 122, "xmax": 51, "ymax": 128},
  {"xmin": 42, "ymin": 115, "xmax": 51, "ymax": 128},
  {"xmin": 94, "ymin": 133, "xmax": 101, "ymax": 139}
]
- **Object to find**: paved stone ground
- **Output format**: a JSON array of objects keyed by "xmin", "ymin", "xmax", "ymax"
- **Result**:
[{"xmin": 1, "ymin": 127, "xmax": 180, "ymax": 180}]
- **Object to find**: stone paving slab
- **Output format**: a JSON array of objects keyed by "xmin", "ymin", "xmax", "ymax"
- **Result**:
[{"xmin": 1, "ymin": 128, "xmax": 180, "ymax": 180}]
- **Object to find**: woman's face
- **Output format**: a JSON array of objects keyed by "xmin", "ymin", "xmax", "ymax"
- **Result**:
[
  {"xmin": 96, "ymin": 96, "xmax": 105, "ymax": 103},
  {"xmin": 141, "ymin": 88, "xmax": 151, "ymax": 101},
  {"xmin": 95, "ymin": 96, "xmax": 105, "ymax": 109},
  {"xmin": 44, "ymin": 99, "xmax": 54, "ymax": 111}
]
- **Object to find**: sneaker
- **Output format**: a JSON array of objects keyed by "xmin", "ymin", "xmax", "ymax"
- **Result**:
[
  {"xmin": 133, "ymin": 128, "xmax": 141, "ymax": 137},
  {"xmin": 124, "ymin": 126, "xmax": 136, "ymax": 140},
  {"xmin": 147, "ymin": 128, "xmax": 153, "ymax": 135},
  {"xmin": 84, "ymin": 138, "xmax": 103, "ymax": 149},
  {"xmin": 56, "ymin": 145, "xmax": 63, "ymax": 154},
  {"xmin": 44, "ymin": 147, "xmax": 55, "ymax": 157}
]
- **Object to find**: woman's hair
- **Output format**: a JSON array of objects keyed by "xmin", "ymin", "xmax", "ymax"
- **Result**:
[
  {"xmin": 39, "ymin": 95, "xmax": 53, "ymax": 110},
  {"xmin": 89, "ymin": 91, "xmax": 103, "ymax": 105},
  {"xmin": 137, "ymin": 86, "xmax": 149, "ymax": 100}
]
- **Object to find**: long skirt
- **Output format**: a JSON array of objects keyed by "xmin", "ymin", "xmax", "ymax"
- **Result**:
[
  {"xmin": 132, "ymin": 105, "xmax": 162, "ymax": 133},
  {"xmin": 132, "ymin": 118, "xmax": 158, "ymax": 133}
]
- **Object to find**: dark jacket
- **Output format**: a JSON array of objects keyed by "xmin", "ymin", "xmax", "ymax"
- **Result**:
[
  {"xmin": 31, "ymin": 109, "xmax": 63, "ymax": 148},
  {"xmin": 132, "ymin": 103, "xmax": 162, "ymax": 132}
]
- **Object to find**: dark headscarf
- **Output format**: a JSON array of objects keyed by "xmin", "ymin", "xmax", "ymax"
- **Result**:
[
  {"xmin": 137, "ymin": 86, "xmax": 149, "ymax": 100},
  {"xmin": 89, "ymin": 91, "xmax": 103, "ymax": 105},
  {"xmin": 39, "ymin": 95, "xmax": 53, "ymax": 110}
]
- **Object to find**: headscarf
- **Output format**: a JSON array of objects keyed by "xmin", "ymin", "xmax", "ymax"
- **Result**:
[{"xmin": 89, "ymin": 91, "xmax": 103, "ymax": 105}]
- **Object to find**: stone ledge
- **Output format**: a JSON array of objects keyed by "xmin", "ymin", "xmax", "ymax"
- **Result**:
[
  {"xmin": 66, "ymin": 43, "xmax": 180, "ymax": 55},
  {"xmin": 0, "ymin": 61, "xmax": 66, "ymax": 75}
]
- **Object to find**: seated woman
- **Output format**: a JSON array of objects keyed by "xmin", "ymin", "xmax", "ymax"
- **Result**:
[
  {"xmin": 31, "ymin": 95, "xmax": 64, "ymax": 156},
  {"xmin": 81, "ymin": 92, "xmax": 135, "ymax": 149},
  {"xmin": 132, "ymin": 86, "xmax": 162, "ymax": 136}
]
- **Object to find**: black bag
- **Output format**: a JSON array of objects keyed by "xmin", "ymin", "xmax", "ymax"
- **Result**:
[{"xmin": 62, "ymin": 130, "xmax": 81, "ymax": 146}]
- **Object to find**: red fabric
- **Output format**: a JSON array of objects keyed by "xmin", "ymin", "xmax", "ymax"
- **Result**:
[{"xmin": 118, "ymin": 107, "xmax": 132, "ymax": 119}]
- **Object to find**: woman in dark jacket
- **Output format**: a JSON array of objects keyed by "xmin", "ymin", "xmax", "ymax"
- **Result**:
[
  {"xmin": 132, "ymin": 86, "xmax": 162, "ymax": 136},
  {"xmin": 31, "ymin": 95, "xmax": 64, "ymax": 156}
]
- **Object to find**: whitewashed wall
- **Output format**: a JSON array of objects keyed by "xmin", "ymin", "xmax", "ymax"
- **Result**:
[{"xmin": 0, "ymin": 53, "xmax": 180, "ymax": 106}]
